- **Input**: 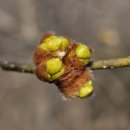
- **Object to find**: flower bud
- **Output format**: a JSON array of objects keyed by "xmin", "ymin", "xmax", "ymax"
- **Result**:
[
  {"xmin": 46, "ymin": 36, "xmax": 62, "ymax": 51},
  {"xmin": 39, "ymin": 35, "xmax": 69, "ymax": 52},
  {"xmin": 76, "ymin": 44, "xmax": 91, "ymax": 63},
  {"xmin": 38, "ymin": 42, "xmax": 48, "ymax": 50},
  {"xmin": 46, "ymin": 58, "xmax": 63, "ymax": 74},
  {"xmin": 52, "ymin": 67, "xmax": 65, "ymax": 80},
  {"xmin": 59, "ymin": 36, "xmax": 69, "ymax": 51},
  {"xmin": 78, "ymin": 80, "xmax": 93, "ymax": 98},
  {"xmin": 34, "ymin": 33, "xmax": 94, "ymax": 99}
]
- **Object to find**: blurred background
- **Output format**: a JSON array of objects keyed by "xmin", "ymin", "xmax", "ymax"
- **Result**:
[{"xmin": 0, "ymin": 0, "xmax": 130, "ymax": 130}]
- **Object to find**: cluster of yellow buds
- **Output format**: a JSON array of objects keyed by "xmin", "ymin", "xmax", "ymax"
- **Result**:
[{"xmin": 34, "ymin": 33, "xmax": 93, "ymax": 98}]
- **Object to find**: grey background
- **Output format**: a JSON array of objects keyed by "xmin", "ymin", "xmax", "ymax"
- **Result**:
[{"xmin": 0, "ymin": 0, "xmax": 130, "ymax": 130}]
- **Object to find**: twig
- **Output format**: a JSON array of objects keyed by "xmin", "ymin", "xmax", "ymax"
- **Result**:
[
  {"xmin": 0, "ymin": 60, "xmax": 34, "ymax": 73},
  {"xmin": 0, "ymin": 57, "xmax": 130, "ymax": 74},
  {"xmin": 90, "ymin": 57, "xmax": 130, "ymax": 70}
]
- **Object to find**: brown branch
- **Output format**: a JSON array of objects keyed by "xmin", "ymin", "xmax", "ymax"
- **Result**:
[{"xmin": 0, "ymin": 57, "xmax": 130, "ymax": 74}]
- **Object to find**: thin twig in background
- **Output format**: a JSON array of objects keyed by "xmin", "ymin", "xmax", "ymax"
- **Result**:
[{"xmin": 0, "ymin": 57, "xmax": 130, "ymax": 74}]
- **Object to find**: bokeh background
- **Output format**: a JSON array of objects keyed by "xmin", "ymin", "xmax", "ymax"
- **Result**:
[{"xmin": 0, "ymin": 0, "xmax": 130, "ymax": 130}]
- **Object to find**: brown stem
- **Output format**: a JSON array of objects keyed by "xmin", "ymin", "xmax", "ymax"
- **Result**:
[{"xmin": 0, "ymin": 57, "xmax": 130, "ymax": 74}]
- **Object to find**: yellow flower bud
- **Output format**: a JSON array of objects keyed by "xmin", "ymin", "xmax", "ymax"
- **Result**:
[
  {"xmin": 59, "ymin": 36, "xmax": 69, "ymax": 51},
  {"xmin": 46, "ymin": 58, "xmax": 63, "ymax": 74},
  {"xmin": 38, "ymin": 42, "xmax": 48, "ymax": 50},
  {"xmin": 78, "ymin": 80, "xmax": 93, "ymax": 98},
  {"xmin": 76, "ymin": 44, "xmax": 90, "ymax": 59},
  {"xmin": 52, "ymin": 67, "xmax": 65, "ymax": 80},
  {"xmin": 38, "ymin": 35, "xmax": 69, "ymax": 52},
  {"xmin": 46, "ymin": 36, "xmax": 62, "ymax": 51}
]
